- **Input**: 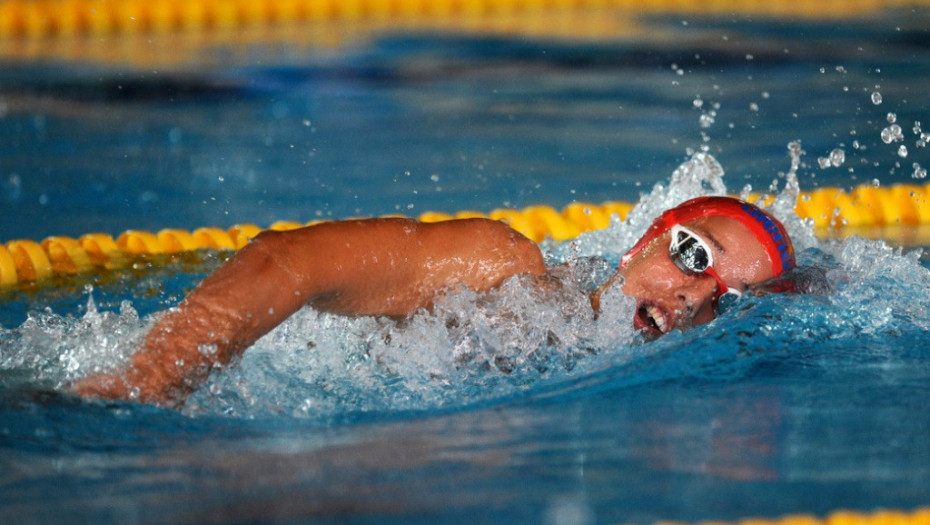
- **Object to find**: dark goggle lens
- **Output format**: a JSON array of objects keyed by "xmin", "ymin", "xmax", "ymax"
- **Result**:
[{"xmin": 672, "ymin": 233, "xmax": 709, "ymax": 273}]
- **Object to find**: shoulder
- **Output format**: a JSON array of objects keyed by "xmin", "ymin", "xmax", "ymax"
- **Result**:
[{"xmin": 418, "ymin": 218, "xmax": 546, "ymax": 276}]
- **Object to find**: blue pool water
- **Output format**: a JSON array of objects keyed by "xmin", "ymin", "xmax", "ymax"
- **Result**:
[{"xmin": 3, "ymin": 9, "xmax": 930, "ymax": 524}]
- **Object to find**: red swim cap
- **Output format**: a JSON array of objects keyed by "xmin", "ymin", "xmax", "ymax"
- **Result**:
[{"xmin": 620, "ymin": 196, "xmax": 796, "ymax": 277}]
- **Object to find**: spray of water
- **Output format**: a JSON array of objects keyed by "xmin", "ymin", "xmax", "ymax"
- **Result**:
[{"xmin": 1, "ymin": 148, "xmax": 928, "ymax": 420}]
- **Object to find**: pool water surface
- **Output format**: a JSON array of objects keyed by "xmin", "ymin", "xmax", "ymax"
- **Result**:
[{"xmin": 2, "ymin": 8, "xmax": 930, "ymax": 524}]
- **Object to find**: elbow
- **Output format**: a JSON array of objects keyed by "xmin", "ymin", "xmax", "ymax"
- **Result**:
[{"xmin": 479, "ymin": 219, "xmax": 546, "ymax": 277}]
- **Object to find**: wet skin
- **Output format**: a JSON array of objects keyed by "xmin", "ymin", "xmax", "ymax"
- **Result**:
[
  {"xmin": 605, "ymin": 215, "xmax": 775, "ymax": 336},
  {"xmin": 74, "ymin": 215, "xmax": 776, "ymax": 406}
]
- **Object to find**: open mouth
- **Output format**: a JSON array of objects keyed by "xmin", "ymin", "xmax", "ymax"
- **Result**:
[{"xmin": 634, "ymin": 302, "xmax": 670, "ymax": 335}]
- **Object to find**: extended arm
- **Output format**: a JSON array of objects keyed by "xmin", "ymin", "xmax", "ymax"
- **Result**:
[{"xmin": 73, "ymin": 218, "xmax": 545, "ymax": 406}]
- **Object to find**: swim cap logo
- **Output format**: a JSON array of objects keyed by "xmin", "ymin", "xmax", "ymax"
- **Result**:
[{"xmin": 741, "ymin": 203, "xmax": 794, "ymax": 270}]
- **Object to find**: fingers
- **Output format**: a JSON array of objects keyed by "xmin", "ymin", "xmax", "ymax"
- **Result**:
[{"xmin": 70, "ymin": 373, "xmax": 130, "ymax": 401}]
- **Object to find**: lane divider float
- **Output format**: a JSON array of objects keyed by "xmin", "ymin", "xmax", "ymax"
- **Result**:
[
  {"xmin": 2, "ymin": 182, "xmax": 930, "ymax": 286},
  {"xmin": 0, "ymin": 0, "xmax": 919, "ymax": 40},
  {"xmin": 667, "ymin": 506, "xmax": 930, "ymax": 525}
]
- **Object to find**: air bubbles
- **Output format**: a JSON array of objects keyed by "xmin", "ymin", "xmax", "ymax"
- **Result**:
[{"xmin": 871, "ymin": 91, "xmax": 883, "ymax": 105}]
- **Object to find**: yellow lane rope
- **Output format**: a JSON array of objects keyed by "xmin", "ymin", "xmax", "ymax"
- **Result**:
[
  {"xmin": 1, "ymin": 0, "xmax": 928, "ymax": 41},
  {"xmin": 2, "ymin": 182, "xmax": 930, "ymax": 286},
  {"xmin": 662, "ymin": 507, "xmax": 930, "ymax": 525}
]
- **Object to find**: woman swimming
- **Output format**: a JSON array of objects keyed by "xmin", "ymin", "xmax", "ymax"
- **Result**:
[{"xmin": 74, "ymin": 196, "xmax": 795, "ymax": 407}]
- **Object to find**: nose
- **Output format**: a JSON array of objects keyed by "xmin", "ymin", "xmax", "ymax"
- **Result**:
[{"xmin": 671, "ymin": 274, "xmax": 718, "ymax": 321}]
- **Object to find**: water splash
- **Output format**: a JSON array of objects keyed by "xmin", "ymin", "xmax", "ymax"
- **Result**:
[
  {"xmin": 0, "ymin": 286, "xmax": 147, "ymax": 389},
  {"xmin": 1, "ymin": 153, "xmax": 929, "ymax": 421},
  {"xmin": 550, "ymin": 152, "xmax": 728, "ymax": 262}
]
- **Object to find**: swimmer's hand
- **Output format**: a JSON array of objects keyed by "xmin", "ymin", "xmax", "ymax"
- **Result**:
[
  {"xmin": 70, "ymin": 360, "xmax": 190, "ymax": 408},
  {"xmin": 71, "ymin": 372, "xmax": 128, "ymax": 401}
]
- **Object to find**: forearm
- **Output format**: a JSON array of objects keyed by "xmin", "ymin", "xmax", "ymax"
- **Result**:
[{"xmin": 125, "ymin": 233, "xmax": 313, "ymax": 404}]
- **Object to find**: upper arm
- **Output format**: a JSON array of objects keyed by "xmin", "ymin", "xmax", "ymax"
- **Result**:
[
  {"xmin": 415, "ymin": 218, "xmax": 546, "ymax": 293},
  {"xmin": 255, "ymin": 217, "xmax": 545, "ymax": 317}
]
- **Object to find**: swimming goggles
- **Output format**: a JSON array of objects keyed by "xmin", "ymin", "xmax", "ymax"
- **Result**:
[{"xmin": 668, "ymin": 224, "xmax": 743, "ymax": 310}]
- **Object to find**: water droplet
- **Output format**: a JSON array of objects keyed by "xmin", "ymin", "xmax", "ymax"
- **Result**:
[
  {"xmin": 912, "ymin": 163, "xmax": 927, "ymax": 179},
  {"xmin": 872, "ymin": 178, "xmax": 881, "ymax": 187},
  {"xmin": 749, "ymin": 102, "xmax": 759, "ymax": 112},
  {"xmin": 881, "ymin": 129, "xmax": 893, "ymax": 144},
  {"xmin": 881, "ymin": 124, "xmax": 903, "ymax": 144},
  {"xmin": 699, "ymin": 113, "xmax": 715, "ymax": 128},
  {"xmin": 898, "ymin": 145, "xmax": 908, "ymax": 158},
  {"xmin": 693, "ymin": 97, "xmax": 704, "ymax": 108},
  {"xmin": 887, "ymin": 112, "xmax": 897, "ymax": 123},
  {"xmin": 871, "ymin": 91, "xmax": 883, "ymax": 105},
  {"xmin": 829, "ymin": 148, "xmax": 846, "ymax": 167}
]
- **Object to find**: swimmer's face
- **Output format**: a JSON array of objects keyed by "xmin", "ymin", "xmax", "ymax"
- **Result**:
[{"xmin": 606, "ymin": 216, "xmax": 775, "ymax": 336}]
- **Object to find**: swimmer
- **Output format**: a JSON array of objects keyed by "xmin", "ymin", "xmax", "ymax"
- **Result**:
[{"xmin": 74, "ymin": 196, "xmax": 795, "ymax": 407}]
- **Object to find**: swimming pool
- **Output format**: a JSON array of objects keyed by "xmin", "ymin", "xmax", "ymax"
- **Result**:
[{"xmin": 2, "ymin": 4, "xmax": 930, "ymax": 524}]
